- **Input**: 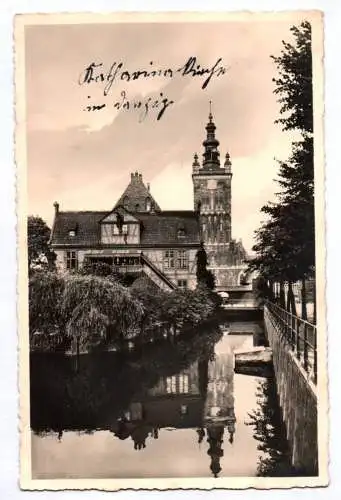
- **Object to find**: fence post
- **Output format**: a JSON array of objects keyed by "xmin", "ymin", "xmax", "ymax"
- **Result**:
[
  {"xmin": 303, "ymin": 323, "xmax": 308, "ymax": 372},
  {"xmin": 291, "ymin": 312, "xmax": 295, "ymax": 350},
  {"xmin": 296, "ymin": 316, "xmax": 301, "ymax": 359}
]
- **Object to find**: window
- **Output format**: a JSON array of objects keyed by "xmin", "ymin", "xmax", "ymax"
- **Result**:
[
  {"xmin": 177, "ymin": 250, "xmax": 188, "ymax": 269},
  {"xmin": 164, "ymin": 250, "xmax": 175, "ymax": 269},
  {"xmin": 166, "ymin": 376, "xmax": 177, "ymax": 394},
  {"xmin": 112, "ymin": 224, "xmax": 120, "ymax": 235},
  {"xmin": 66, "ymin": 251, "xmax": 78, "ymax": 270},
  {"xmin": 180, "ymin": 405, "xmax": 188, "ymax": 415},
  {"xmin": 177, "ymin": 279, "xmax": 187, "ymax": 290},
  {"xmin": 145, "ymin": 197, "xmax": 151, "ymax": 211},
  {"xmin": 68, "ymin": 230, "xmax": 76, "ymax": 237},
  {"xmin": 123, "ymin": 196, "xmax": 129, "ymax": 208},
  {"xmin": 179, "ymin": 374, "xmax": 189, "ymax": 393}
]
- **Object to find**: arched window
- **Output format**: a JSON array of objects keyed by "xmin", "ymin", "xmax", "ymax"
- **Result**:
[{"xmin": 135, "ymin": 203, "xmax": 140, "ymax": 211}]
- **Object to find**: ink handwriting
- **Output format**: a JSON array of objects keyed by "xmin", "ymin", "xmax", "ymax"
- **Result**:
[{"xmin": 79, "ymin": 56, "xmax": 228, "ymax": 122}]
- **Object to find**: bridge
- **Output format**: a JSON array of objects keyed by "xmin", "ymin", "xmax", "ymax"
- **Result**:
[{"xmin": 217, "ymin": 282, "xmax": 263, "ymax": 317}]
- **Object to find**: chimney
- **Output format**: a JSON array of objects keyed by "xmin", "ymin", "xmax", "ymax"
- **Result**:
[
  {"xmin": 53, "ymin": 201, "xmax": 59, "ymax": 215},
  {"xmin": 139, "ymin": 173, "xmax": 143, "ymax": 181}
]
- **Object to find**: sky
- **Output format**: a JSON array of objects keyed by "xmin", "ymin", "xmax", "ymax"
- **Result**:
[{"xmin": 24, "ymin": 13, "xmax": 311, "ymax": 252}]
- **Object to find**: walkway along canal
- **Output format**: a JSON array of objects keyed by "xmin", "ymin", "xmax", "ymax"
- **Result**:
[
  {"xmin": 30, "ymin": 315, "xmax": 303, "ymax": 479},
  {"xmin": 264, "ymin": 302, "xmax": 318, "ymax": 475}
]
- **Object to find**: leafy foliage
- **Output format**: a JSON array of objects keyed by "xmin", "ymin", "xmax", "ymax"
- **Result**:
[
  {"xmin": 248, "ymin": 21, "xmax": 315, "ymax": 315},
  {"xmin": 196, "ymin": 244, "xmax": 216, "ymax": 290},
  {"xmin": 27, "ymin": 216, "xmax": 56, "ymax": 271},
  {"xmin": 62, "ymin": 275, "xmax": 143, "ymax": 350},
  {"xmin": 79, "ymin": 260, "xmax": 117, "ymax": 278},
  {"xmin": 29, "ymin": 271, "xmax": 65, "ymax": 334},
  {"xmin": 131, "ymin": 277, "xmax": 218, "ymax": 341},
  {"xmin": 271, "ymin": 21, "xmax": 313, "ymax": 133},
  {"xmin": 29, "ymin": 271, "xmax": 220, "ymax": 353}
]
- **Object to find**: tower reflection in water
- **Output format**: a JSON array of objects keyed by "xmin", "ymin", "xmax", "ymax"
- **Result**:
[{"xmin": 114, "ymin": 341, "xmax": 236, "ymax": 478}]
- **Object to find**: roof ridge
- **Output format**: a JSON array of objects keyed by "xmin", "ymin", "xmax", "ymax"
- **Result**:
[{"xmin": 58, "ymin": 210, "xmax": 109, "ymax": 214}]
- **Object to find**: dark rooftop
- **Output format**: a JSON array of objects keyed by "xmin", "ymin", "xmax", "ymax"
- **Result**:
[{"xmin": 50, "ymin": 209, "xmax": 200, "ymax": 247}]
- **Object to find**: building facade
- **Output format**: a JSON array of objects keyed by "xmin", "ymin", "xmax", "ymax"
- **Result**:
[
  {"xmin": 50, "ymin": 111, "xmax": 248, "ymax": 290},
  {"xmin": 192, "ymin": 110, "xmax": 248, "ymax": 289}
]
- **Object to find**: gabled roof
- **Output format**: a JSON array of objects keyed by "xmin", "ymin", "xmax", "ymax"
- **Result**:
[
  {"xmin": 50, "ymin": 211, "xmax": 107, "ymax": 246},
  {"xmin": 100, "ymin": 205, "xmax": 140, "ymax": 224},
  {"xmin": 115, "ymin": 172, "xmax": 161, "ymax": 213},
  {"xmin": 50, "ymin": 209, "xmax": 200, "ymax": 247},
  {"xmin": 138, "ymin": 211, "xmax": 200, "ymax": 245}
]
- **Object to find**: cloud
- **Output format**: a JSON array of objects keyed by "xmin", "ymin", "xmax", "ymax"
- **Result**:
[{"xmin": 25, "ymin": 15, "xmax": 309, "ymax": 251}]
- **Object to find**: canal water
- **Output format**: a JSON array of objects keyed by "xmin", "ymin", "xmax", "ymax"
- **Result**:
[{"xmin": 30, "ymin": 319, "xmax": 295, "ymax": 479}]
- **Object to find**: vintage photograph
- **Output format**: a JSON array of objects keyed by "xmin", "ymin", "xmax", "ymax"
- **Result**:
[{"xmin": 16, "ymin": 11, "xmax": 327, "ymax": 489}]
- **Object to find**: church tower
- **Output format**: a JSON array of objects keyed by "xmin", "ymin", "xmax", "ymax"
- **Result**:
[{"xmin": 192, "ymin": 106, "xmax": 232, "ymax": 266}]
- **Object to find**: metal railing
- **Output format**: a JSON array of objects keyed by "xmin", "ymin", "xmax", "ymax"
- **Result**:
[{"xmin": 266, "ymin": 301, "xmax": 317, "ymax": 385}]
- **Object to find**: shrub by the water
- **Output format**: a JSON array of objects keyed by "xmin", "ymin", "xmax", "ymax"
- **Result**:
[{"xmin": 29, "ymin": 271, "xmax": 221, "ymax": 353}]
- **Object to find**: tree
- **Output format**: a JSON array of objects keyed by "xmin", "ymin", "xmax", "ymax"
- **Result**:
[
  {"xmin": 196, "ymin": 243, "xmax": 216, "ymax": 290},
  {"xmin": 271, "ymin": 21, "xmax": 312, "ymax": 134},
  {"xmin": 130, "ymin": 277, "xmax": 167, "ymax": 340},
  {"xmin": 248, "ymin": 21, "xmax": 315, "ymax": 320},
  {"xmin": 62, "ymin": 275, "xmax": 143, "ymax": 360},
  {"xmin": 29, "ymin": 270, "xmax": 65, "ymax": 335},
  {"xmin": 79, "ymin": 260, "xmax": 122, "ymax": 283},
  {"xmin": 28, "ymin": 216, "xmax": 56, "ymax": 271}
]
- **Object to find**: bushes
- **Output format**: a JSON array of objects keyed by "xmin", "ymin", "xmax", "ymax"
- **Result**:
[
  {"xmin": 29, "ymin": 271, "xmax": 220, "ymax": 353},
  {"xmin": 131, "ymin": 280, "xmax": 218, "ymax": 340},
  {"xmin": 29, "ymin": 272, "xmax": 143, "ymax": 353}
]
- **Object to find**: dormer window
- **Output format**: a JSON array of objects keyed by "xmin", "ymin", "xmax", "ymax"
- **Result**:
[
  {"xmin": 145, "ymin": 197, "xmax": 151, "ymax": 212},
  {"xmin": 177, "ymin": 227, "xmax": 186, "ymax": 239},
  {"xmin": 68, "ymin": 225, "xmax": 77, "ymax": 237}
]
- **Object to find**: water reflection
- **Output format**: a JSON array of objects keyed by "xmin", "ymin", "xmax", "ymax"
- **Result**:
[{"xmin": 30, "ymin": 320, "xmax": 295, "ymax": 478}]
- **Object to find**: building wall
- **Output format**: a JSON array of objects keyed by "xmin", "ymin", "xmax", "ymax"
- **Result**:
[
  {"xmin": 101, "ymin": 222, "xmax": 140, "ymax": 245},
  {"xmin": 193, "ymin": 174, "xmax": 232, "ymax": 246},
  {"xmin": 210, "ymin": 265, "xmax": 247, "ymax": 288},
  {"xmin": 53, "ymin": 246, "xmax": 198, "ymax": 290},
  {"xmin": 264, "ymin": 306, "xmax": 318, "ymax": 475}
]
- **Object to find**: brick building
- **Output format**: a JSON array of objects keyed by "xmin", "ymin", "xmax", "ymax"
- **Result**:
[{"xmin": 50, "ymin": 111, "xmax": 248, "ymax": 290}]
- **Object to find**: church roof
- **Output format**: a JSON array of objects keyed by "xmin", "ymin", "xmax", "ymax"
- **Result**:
[
  {"xmin": 115, "ymin": 172, "xmax": 161, "ymax": 212},
  {"xmin": 50, "ymin": 210, "xmax": 200, "ymax": 247}
]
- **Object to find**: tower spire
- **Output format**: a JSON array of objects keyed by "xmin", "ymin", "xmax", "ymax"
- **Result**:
[{"xmin": 202, "ymin": 102, "xmax": 220, "ymax": 169}]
